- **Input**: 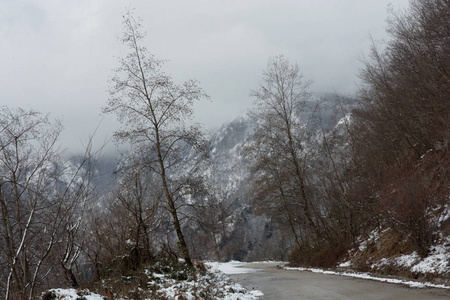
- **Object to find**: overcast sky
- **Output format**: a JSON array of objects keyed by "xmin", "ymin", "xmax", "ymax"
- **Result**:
[{"xmin": 0, "ymin": 0, "xmax": 410, "ymax": 153}]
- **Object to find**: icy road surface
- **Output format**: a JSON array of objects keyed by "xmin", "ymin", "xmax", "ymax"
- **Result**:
[{"xmin": 227, "ymin": 262, "xmax": 450, "ymax": 300}]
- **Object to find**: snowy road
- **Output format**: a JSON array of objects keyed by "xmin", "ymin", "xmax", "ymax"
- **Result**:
[{"xmin": 228, "ymin": 262, "xmax": 450, "ymax": 300}]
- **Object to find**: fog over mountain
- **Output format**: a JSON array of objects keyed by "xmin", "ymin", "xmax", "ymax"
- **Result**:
[{"xmin": 0, "ymin": 1, "xmax": 410, "ymax": 153}]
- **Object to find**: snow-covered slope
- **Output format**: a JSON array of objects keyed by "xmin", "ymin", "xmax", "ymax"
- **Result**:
[{"xmin": 206, "ymin": 113, "xmax": 254, "ymax": 200}]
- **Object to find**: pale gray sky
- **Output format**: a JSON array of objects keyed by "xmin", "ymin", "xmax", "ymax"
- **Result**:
[{"xmin": 0, "ymin": 0, "xmax": 409, "ymax": 152}]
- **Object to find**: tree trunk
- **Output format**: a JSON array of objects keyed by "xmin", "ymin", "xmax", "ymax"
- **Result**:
[
  {"xmin": 155, "ymin": 127, "xmax": 193, "ymax": 268},
  {"xmin": 61, "ymin": 263, "xmax": 79, "ymax": 288}
]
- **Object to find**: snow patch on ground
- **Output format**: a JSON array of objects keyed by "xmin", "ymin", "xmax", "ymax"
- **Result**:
[
  {"xmin": 207, "ymin": 260, "xmax": 261, "ymax": 275},
  {"xmin": 368, "ymin": 251, "xmax": 422, "ymax": 270},
  {"xmin": 395, "ymin": 252, "xmax": 420, "ymax": 268},
  {"xmin": 411, "ymin": 243, "xmax": 450, "ymax": 274},
  {"xmin": 340, "ymin": 228, "xmax": 450, "ymax": 278},
  {"xmin": 285, "ymin": 267, "xmax": 450, "ymax": 289},
  {"xmin": 437, "ymin": 205, "xmax": 450, "ymax": 226},
  {"xmin": 46, "ymin": 262, "xmax": 264, "ymax": 300},
  {"xmin": 144, "ymin": 263, "xmax": 263, "ymax": 300},
  {"xmin": 357, "ymin": 229, "xmax": 381, "ymax": 252},
  {"xmin": 42, "ymin": 289, "xmax": 105, "ymax": 300},
  {"xmin": 252, "ymin": 260, "xmax": 286, "ymax": 264},
  {"xmin": 338, "ymin": 260, "xmax": 352, "ymax": 268},
  {"xmin": 249, "ymin": 290, "xmax": 265, "ymax": 297},
  {"xmin": 367, "ymin": 237, "xmax": 450, "ymax": 275}
]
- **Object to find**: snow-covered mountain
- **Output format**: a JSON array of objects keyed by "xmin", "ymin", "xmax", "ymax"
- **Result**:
[
  {"xmin": 207, "ymin": 113, "xmax": 253, "ymax": 200},
  {"xmin": 176, "ymin": 94, "xmax": 355, "ymax": 261}
]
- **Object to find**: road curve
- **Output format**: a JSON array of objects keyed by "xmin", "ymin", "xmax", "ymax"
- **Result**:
[{"xmin": 228, "ymin": 263, "xmax": 450, "ymax": 300}]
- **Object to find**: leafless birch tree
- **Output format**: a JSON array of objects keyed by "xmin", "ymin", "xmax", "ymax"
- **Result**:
[{"xmin": 103, "ymin": 12, "xmax": 209, "ymax": 268}]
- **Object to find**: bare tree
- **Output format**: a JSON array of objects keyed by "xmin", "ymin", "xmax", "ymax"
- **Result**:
[
  {"xmin": 352, "ymin": 0, "xmax": 450, "ymax": 257},
  {"xmin": 0, "ymin": 107, "xmax": 62, "ymax": 299},
  {"xmin": 115, "ymin": 159, "xmax": 164, "ymax": 268},
  {"xmin": 103, "ymin": 12, "xmax": 209, "ymax": 268},
  {"xmin": 55, "ymin": 140, "xmax": 100, "ymax": 289},
  {"xmin": 248, "ymin": 55, "xmax": 320, "ymax": 246},
  {"xmin": 0, "ymin": 107, "xmax": 102, "ymax": 299}
]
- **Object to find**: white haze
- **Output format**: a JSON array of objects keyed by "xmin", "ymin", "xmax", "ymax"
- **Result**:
[{"xmin": 0, "ymin": 0, "xmax": 409, "ymax": 153}]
